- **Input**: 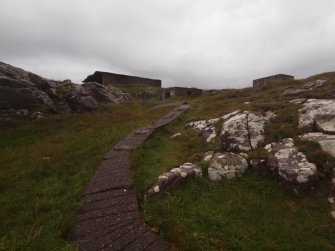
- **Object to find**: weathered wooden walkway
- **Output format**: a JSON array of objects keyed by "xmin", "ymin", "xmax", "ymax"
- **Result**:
[{"xmin": 72, "ymin": 104, "xmax": 191, "ymax": 251}]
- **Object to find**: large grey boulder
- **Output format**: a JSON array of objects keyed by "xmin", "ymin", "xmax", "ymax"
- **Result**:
[
  {"xmin": 265, "ymin": 138, "xmax": 318, "ymax": 185},
  {"xmin": 144, "ymin": 163, "xmax": 202, "ymax": 200},
  {"xmin": 220, "ymin": 111, "xmax": 275, "ymax": 152},
  {"xmin": 65, "ymin": 85, "xmax": 98, "ymax": 112},
  {"xmin": 299, "ymin": 132, "xmax": 335, "ymax": 157},
  {"xmin": 186, "ymin": 110, "xmax": 240, "ymax": 142},
  {"xmin": 0, "ymin": 76, "xmax": 54, "ymax": 109},
  {"xmin": 298, "ymin": 99, "xmax": 335, "ymax": 134},
  {"xmin": 208, "ymin": 152, "xmax": 249, "ymax": 181},
  {"xmin": 82, "ymin": 82, "xmax": 130, "ymax": 103}
]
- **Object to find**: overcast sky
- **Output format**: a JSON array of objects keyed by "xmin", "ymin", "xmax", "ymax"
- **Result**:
[{"xmin": 1, "ymin": 0, "xmax": 335, "ymax": 88}]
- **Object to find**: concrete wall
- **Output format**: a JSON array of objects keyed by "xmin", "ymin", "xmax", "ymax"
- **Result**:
[
  {"xmin": 253, "ymin": 74, "xmax": 294, "ymax": 88},
  {"xmin": 164, "ymin": 87, "xmax": 203, "ymax": 98},
  {"xmin": 84, "ymin": 71, "xmax": 161, "ymax": 88}
]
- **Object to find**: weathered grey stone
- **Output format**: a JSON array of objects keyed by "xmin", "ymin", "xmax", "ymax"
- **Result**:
[
  {"xmin": 282, "ymin": 88, "xmax": 307, "ymax": 96},
  {"xmin": 221, "ymin": 112, "xmax": 250, "ymax": 151},
  {"xmin": 290, "ymin": 98, "xmax": 306, "ymax": 104},
  {"xmin": 186, "ymin": 118, "xmax": 219, "ymax": 142},
  {"xmin": 0, "ymin": 61, "xmax": 131, "ymax": 117},
  {"xmin": 65, "ymin": 85, "xmax": 98, "ymax": 112},
  {"xmin": 208, "ymin": 152, "xmax": 248, "ymax": 181},
  {"xmin": 265, "ymin": 138, "xmax": 318, "ymax": 185},
  {"xmin": 203, "ymin": 151, "xmax": 215, "ymax": 162},
  {"xmin": 0, "ymin": 61, "xmax": 31, "ymax": 81},
  {"xmin": 0, "ymin": 76, "xmax": 54, "ymax": 109},
  {"xmin": 144, "ymin": 163, "xmax": 202, "ymax": 200},
  {"xmin": 303, "ymin": 80, "xmax": 327, "ymax": 89},
  {"xmin": 220, "ymin": 111, "xmax": 274, "ymax": 152},
  {"xmin": 299, "ymin": 132, "xmax": 335, "ymax": 157},
  {"xmin": 282, "ymin": 80, "xmax": 326, "ymax": 97},
  {"xmin": 186, "ymin": 110, "xmax": 241, "ymax": 143},
  {"xmin": 83, "ymin": 82, "xmax": 130, "ymax": 103},
  {"xmin": 298, "ymin": 99, "xmax": 335, "ymax": 134}
]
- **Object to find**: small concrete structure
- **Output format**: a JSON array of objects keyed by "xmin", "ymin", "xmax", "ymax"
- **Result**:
[
  {"xmin": 83, "ymin": 71, "xmax": 161, "ymax": 87},
  {"xmin": 253, "ymin": 74, "xmax": 294, "ymax": 88},
  {"xmin": 163, "ymin": 87, "xmax": 203, "ymax": 98}
]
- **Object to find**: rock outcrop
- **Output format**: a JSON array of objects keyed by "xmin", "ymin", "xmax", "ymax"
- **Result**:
[
  {"xmin": 303, "ymin": 80, "xmax": 327, "ymax": 89},
  {"xmin": 282, "ymin": 88, "xmax": 307, "ymax": 97},
  {"xmin": 0, "ymin": 61, "xmax": 130, "ymax": 119},
  {"xmin": 220, "ymin": 111, "xmax": 275, "ymax": 152},
  {"xmin": 265, "ymin": 138, "xmax": 318, "ymax": 185},
  {"xmin": 82, "ymin": 82, "xmax": 130, "ymax": 103},
  {"xmin": 186, "ymin": 110, "xmax": 240, "ymax": 142},
  {"xmin": 186, "ymin": 118, "xmax": 221, "ymax": 142},
  {"xmin": 299, "ymin": 132, "xmax": 335, "ymax": 157},
  {"xmin": 282, "ymin": 80, "xmax": 327, "ymax": 97},
  {"xmin": 144, "ymin": 163, "xmax": 202, "ymax": 200},
  {"xmin": 0, "ymin": 76, "xmax": 54, "ymax": 110},
  {"xmin": 208, "ymin": 152, "xmax": 249, "ymax": 181},
  {"xmin": 298, "ymin": 99, "xmax": 335, "ymax": 134},
  {"xmin": 65, "ymin": 85, "xmax": 98, "ymax": 112}
]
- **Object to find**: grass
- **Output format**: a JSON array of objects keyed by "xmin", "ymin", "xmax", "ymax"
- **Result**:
[
  {"xmin": 1, "ymin": 73, "xmax": 335, "ymax": 250},
  {"xmin": 132, "ymin": 98, "xmax": 335, "ymax": 249},
  {"xmin": 0, "ymin": 100, "xmax": 174, "ymax": 250},
  {"xmin": 132, "ymin": 76, "xmax": 335, "ymax": 250},
  {"xmin": 142, "ymin": 175, "xmax": 335, "ymax": 250}
]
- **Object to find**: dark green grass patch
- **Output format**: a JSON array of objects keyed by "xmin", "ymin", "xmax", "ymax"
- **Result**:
[{"xmin": 142, "ymin": 173, "xmax": 335, "ymax": 251}]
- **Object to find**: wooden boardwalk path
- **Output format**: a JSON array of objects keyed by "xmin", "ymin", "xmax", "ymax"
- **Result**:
[{"xmin": 72, "ymin": 104, "xmax": 191, "ymax": 251}]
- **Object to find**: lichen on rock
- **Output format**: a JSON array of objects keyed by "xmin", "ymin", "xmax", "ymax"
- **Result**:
[
  {"xmin": 220, "ymin": 111, "xmax": 275, "ymax": 152},
  {"xmin": 265, "ymin": 138, "xmax": 318, "ymax": 185},
  {"xmin": 144, "ymin": 162, "xmax": 202, "ymax": 200},
  {"xmin": 298, "ymin": 99, "xmax": 335, "ymax": 134},
  {"xmin": 208, "ymin": 152, "xmax": 249, "ymax": 181}
]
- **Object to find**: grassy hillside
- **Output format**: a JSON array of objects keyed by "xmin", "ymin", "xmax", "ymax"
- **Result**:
[
  {"xmin": 1, "ymin": 74, "xmax": 335, "ymax": 250},
  {"xmin": 0, "ymin": 100, "xmax": 174, "ymax": 250},
  {"xmin": 132, "ymin": 76, "xmax": 335, "ymax": 250}
]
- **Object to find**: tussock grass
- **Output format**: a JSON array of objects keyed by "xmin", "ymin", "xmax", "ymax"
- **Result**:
[{"xmin": 0, "ymin": 101, "xmax": 173, "ymax": 250}]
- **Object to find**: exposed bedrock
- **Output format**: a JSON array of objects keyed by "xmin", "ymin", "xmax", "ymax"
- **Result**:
[
  {"xmin": 220, "ymin": 111, "xmax": 275, "ymax": 152},
  {"xmin": 265, "ymin": 138, "xmax": 318, "ymax": 186},
  {"xmin": 298, "ymin": 99, "xmax": 335, "ymax": 134}
]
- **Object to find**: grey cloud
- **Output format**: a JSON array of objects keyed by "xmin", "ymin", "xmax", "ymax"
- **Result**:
[{"xmin": 1, "ymin": 0, "xmax": 335, "ymax": 88}]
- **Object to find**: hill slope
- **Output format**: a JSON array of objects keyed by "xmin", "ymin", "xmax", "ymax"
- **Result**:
[{"xmin": 1, "ymin": 69, "xmax": 335, "ymax": 250}]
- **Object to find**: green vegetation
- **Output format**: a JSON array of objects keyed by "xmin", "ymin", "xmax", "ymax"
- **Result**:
[
  {"xmin": 0, "ymin": 101, "xmax": 172, "ymax": 250},
  {"xmin": 142, "ymin": 176, "xmax": 334, "ymax": 250},
  {"xmin": 1, "ymin": 74, "xmax": 335, "ymax": 250},
  {"xmin": 132, "ymin": 77, "xmax": 335, "ymax": 250}
]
